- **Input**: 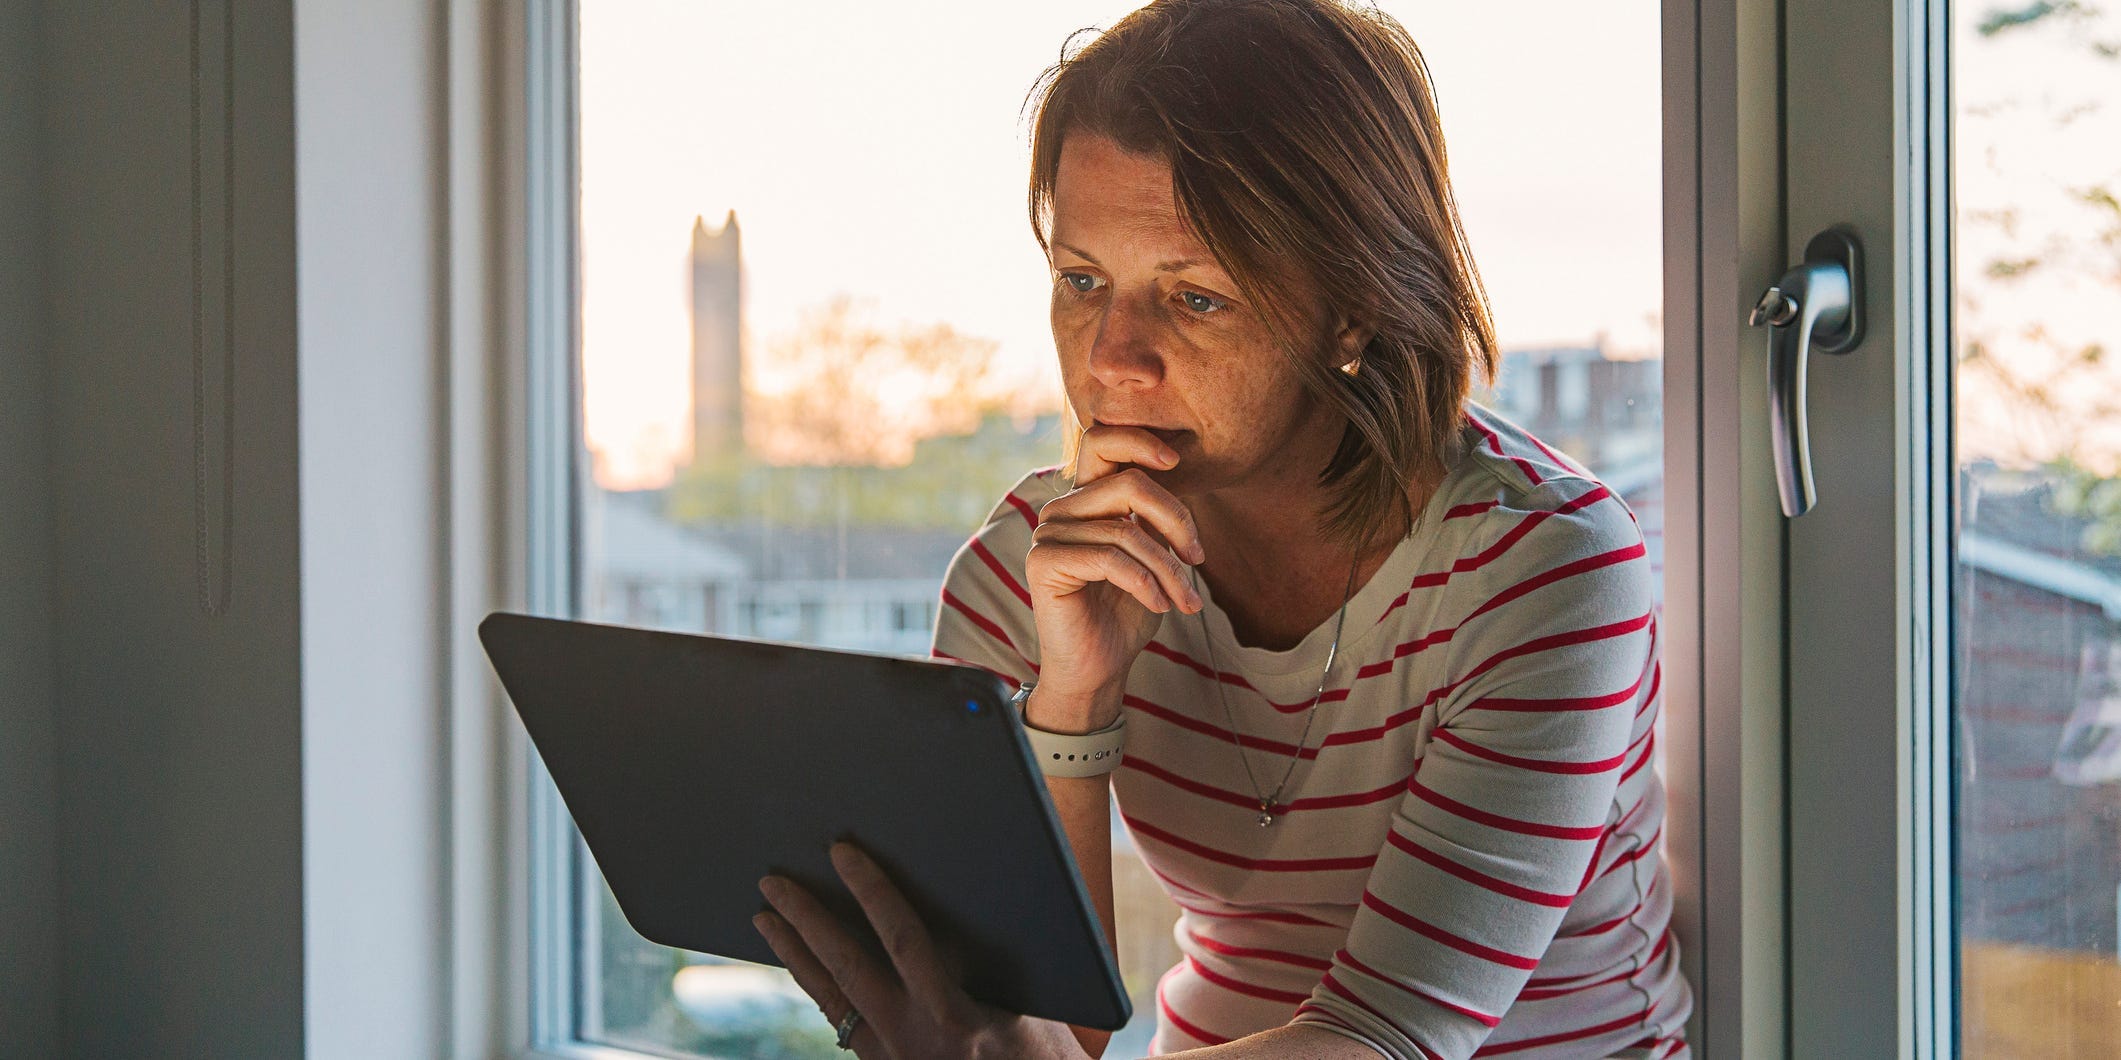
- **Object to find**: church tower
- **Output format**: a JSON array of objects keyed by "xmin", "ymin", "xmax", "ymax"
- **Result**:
[{"xmin": 689, "ymin": 210, "xmax": 744, "ymax": 464}]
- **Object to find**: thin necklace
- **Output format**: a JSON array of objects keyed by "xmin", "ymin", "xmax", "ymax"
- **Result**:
[{"xmin": 1190, "ymin": 557, "xmax": 1361, "ymax": 827}]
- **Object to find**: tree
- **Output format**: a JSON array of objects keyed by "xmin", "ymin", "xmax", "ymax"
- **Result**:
[
  {"xmin": 745, "ymin": 295, "xmax": 1018, "ymax": 467},
  {"xmin": 665, "ymin": 295, "xmax": 1066, "ymax": 531},
  {"xmin": 1957, "ymin": 2, "xmax": 2121, "ymax": 553}
]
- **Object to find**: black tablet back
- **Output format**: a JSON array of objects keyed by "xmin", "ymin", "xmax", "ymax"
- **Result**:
[{"xmin": 478, "ymin": 611, "xmax": 1132, "ymax": 1031}]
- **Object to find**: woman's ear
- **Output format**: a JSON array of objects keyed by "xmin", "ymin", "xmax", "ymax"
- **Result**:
[{"xmin": 1333, "ymin": 316, "xmax": 1375, "ymax": 374}]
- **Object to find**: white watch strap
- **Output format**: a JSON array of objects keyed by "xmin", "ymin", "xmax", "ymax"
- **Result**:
[{"xmin": 1014, "ymin": 683, "xmax": 1125, "ymax": 778}]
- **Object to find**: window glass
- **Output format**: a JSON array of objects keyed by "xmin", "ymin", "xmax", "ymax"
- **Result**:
[
  {"xmin": 565, "ymin": 3, "xmax": 1661, "ymax": 1054},
  {"xmin": 1951, "ymin": 4, "xmax": 2121, "ymax": 1053}
]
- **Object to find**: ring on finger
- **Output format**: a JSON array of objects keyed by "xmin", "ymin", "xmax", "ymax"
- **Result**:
[{"xmin": 834, "ymin": 1007, "xmax": 863, "ymax": 1050}]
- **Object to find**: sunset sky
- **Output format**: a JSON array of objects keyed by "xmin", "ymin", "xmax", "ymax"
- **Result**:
[
  {"xmin": 577, "ymin": 1, "xmax": 2121, "ymax": 489},
  {"xmin": 577, "ymin": 1, "xmax": 1662, "ymax": 488},
  {"xmin": 1949, "ymin": 3, "xmax": 2121, "ymax": 474}
]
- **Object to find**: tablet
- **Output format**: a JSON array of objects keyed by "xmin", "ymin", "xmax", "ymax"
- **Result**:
[{"xmin": 477, "ymin": 611, "xmax": 1133, "ymax": 1032}]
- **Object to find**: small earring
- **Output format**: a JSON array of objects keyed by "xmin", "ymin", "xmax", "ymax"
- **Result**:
[{"xmin": 1339, "ymin": 357, "xmax": 1361, "ymax": 376}]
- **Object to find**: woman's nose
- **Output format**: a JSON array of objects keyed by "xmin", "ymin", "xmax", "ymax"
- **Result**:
[{"xmin": 1086, "ymin": 295, "xmax": 1166, "ymax": 391}]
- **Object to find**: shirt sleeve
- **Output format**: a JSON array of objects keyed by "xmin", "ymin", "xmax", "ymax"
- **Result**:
[
  {"xmin": 928, "ymin": 469, "xmax": 1056, "ymax": 692},
  {"xmin": 1291, "ymin": 480, "xmax": 1657, "ymax": 1060}
]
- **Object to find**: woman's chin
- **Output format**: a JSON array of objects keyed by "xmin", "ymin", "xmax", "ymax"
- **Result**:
[
  {"xmin": 1143, "ymin": 458, "xmax": 1222, "ymax": 499},
  {"xmin": 1142, "ymin": 426, "xmax": 1191, "ymax": 450}
]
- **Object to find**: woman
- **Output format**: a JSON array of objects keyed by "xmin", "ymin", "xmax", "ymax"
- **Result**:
[{"xmin": 752, "ymin": 1, "xmax": 1693, "ymax": 1056}]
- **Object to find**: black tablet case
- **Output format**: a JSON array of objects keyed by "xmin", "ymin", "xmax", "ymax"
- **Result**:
[{"xmin": 478, "ymin": 611, "xmax": 1133, "ymax": 1031}]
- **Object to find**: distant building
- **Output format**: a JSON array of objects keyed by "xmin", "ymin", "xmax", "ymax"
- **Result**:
[
  {"xmin": 1483, "ymin": 343, "xmax": 1662, "ymax": 476},
  {"xmin": 1955, "ymin": 464, "xmax": 2121, "ymax": 959},
  {"xmin": 690, "ymin": 211, "xmax": 745, "ymax": 464},
  {"xmin": 667, "ymin": 208, "xmax": 1072, "ymax": 653},
  {"xmin": 1484, "ymin": 343, "xmax": 1665, "ymax": 596},
  {"xmin": 583, "ymin": 488, "xmax": 749, "ymax": 631},
  {"xmin": 710, "ymin": 520, "xmax": 959, "ymax": 656},
  {"xmin": 589, "ymin": 485, "xmax": 950, "ymax": 655}
]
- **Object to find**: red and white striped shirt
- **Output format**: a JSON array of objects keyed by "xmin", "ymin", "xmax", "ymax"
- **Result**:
[{"xmin": 932, "ymin": 403, "xmax": 1693, "ymax": 1059}]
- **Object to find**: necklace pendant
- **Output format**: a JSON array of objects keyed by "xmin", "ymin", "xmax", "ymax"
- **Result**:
[
  {"xmin": 1258, "ymin": 802, "xmax": 1280, "ymax": 827},
  {"xmin": 1258, "ymin": 812, "xmax": 1275, "ymax": 827}
]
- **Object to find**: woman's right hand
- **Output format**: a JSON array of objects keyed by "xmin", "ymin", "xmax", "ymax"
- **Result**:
[{"xmin": 1022, "ymin": 425, "xmax": 1208, "ymax": 732}]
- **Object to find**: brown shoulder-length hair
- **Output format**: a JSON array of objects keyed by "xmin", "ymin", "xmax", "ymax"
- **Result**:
[{"xmin": 1026, "ymin": 0, "xmax": 1498, "ymax": 549}]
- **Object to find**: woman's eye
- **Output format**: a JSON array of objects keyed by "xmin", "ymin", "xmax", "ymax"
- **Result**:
[
  {"xmin": 1060, "ymin": 272, "xmax": 1103, "ymax": 294},
  {"xmin": 1179, "ymin": 290, "xmax": 1228, "ymax": 314}
]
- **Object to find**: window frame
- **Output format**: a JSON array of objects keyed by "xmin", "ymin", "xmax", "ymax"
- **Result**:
[
  {"xmin": 1777, "ymin": 0, "xmax": 1957, "ymax": 1053},
  {"xmin": 1659, "ymin": 0, "xmax": 1790, "ymax": 1051},
  {"xmin": 520, "ymin": 0, "xmax": 591, "ymax": 1053},
  {"xmin": 488, "ymin": 0, "xmax": 1976, "ymax": 1054},
  {"xmin": 1668, "ymin": 0, "xmax": 1958, "ymax": 1053}
]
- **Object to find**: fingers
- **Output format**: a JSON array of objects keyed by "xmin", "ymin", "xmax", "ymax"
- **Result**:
[
  {"xmin": 757, "ymin": 875, "xmax": 902, "ymax": 1038},
  {"xmin": 1040, "ymin": 466, "xmax": 1206, "ymax": 566},
  {"xmin": 1028, "ymin": 523, "xmax": 1202, "ymax": 614},
  {"xmin": 1075, "ymin": 423, "xmax": 1179, "ymax": 484},
  {"xmin": 750, "ymin": 909, "xmax": 877, "ymax": 1054},
  {"xmin": 828, "ymin": 842, "xmax": 971, "ymax": 1020}
]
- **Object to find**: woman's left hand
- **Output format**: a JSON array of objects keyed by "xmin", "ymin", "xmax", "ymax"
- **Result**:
[{"xmin": 753, "ymin": 841, "xmax": 1091, "ymax": 1060}]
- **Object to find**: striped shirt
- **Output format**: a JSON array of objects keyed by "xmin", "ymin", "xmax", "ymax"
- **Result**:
[{"xmin": 932, "ymin": 403, "xmax": 1693, "ymax": 1059}]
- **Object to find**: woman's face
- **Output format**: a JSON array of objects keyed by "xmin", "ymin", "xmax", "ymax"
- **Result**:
[{"xmin": 1046, "ymin": 132, "xmax": 1352, "ymax": 497}]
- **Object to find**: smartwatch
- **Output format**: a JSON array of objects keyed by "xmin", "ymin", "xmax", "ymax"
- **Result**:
[{"xmin": 1012, "ymin": 681, "xmax": 1125, "ymax": 778}]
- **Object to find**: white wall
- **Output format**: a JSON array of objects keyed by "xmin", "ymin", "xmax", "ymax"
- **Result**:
[
  {"xmin": 295, "ymin": 0, "xmax": 455, "ymax": 1054},
  {"xmin": 0, "ymin": 0, "xmax": 60, "ymax": 1054}
]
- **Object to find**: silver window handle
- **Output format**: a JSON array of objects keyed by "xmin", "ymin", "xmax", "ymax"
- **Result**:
[{"xmin": 1749, "ymin": 226, "xmax": 1865, "ymax": 518}]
